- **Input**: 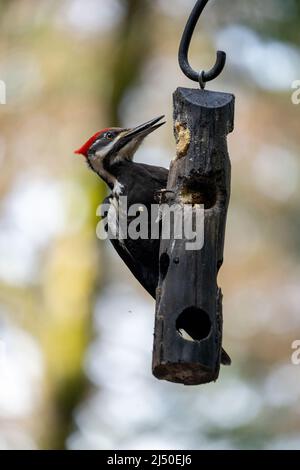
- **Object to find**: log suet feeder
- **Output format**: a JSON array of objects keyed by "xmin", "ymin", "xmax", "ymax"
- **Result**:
[{"xmin": 152, "ymin": 0, "xmax": 235, "ymax": 385}]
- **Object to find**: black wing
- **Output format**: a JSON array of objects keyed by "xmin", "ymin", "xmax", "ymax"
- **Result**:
[
  {"xmin": 109, "ymin": 236, "xmax": 160, "ymax": 299},
  {"xmin": 102, "ymin": 163, "xmax": 169, "ymax": 299},
  {"xmin": 103, "ymin": 194, "xmax": 162, "ymax": 298}
]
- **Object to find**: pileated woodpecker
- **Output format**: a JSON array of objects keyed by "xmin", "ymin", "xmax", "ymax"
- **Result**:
[{"xmin": 75, "ymin": 116, "xmax": 231, "ymax": 366}]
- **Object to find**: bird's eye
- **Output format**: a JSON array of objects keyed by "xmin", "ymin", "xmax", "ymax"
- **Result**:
[{"xmin": 105, "ymin": 132, "xmax": 114, "ymax": 140}]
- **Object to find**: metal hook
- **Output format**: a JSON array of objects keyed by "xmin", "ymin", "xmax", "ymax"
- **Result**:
[{"xmin": 178, "ymin": 0, "xmax": 226, "ymax": 88}]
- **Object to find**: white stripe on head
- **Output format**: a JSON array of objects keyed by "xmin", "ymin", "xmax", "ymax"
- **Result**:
[{"xmin": 95, "ymin": 140, "xmax": 116, "ymax": 158}]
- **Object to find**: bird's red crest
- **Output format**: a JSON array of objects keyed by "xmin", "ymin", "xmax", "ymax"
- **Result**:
[{"xmin": 74, "ymin": 128, "xmax": 111, "ymax": 157}]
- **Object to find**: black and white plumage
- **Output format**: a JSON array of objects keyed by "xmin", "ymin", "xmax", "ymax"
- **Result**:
[
  {"xmin": 75, "ymin": 116, "xmax": 231, "ymax": 366},
  {"xmin": 104, "ymin": 160, "xmax": 168, "ymax": 298}
]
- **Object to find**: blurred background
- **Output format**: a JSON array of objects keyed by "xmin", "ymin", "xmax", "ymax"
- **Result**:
[{"xmin": 0, "ymin": 0, "xmax": 300, "ymax": 450}]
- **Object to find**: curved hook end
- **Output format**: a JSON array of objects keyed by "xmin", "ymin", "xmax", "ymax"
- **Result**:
[
  {"xmin": 203, "ymin": 50, "xmax": 226, "ymax": 83},
  {"xmin": 178, "ymin": 0, "xmax": 227, "ymax": 86}
]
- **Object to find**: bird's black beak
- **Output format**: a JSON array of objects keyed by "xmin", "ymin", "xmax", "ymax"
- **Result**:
[
  {"xmin": 115, "ymin": 116, "xmax": 166, "ymax": 152},
  {"xmin": 125, "ymin": 115, "xmax": 166, "ymax": 140}
]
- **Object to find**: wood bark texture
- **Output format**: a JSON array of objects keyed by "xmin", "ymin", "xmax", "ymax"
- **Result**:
[{"xmin": 152, "ymin": 87, "xmax": 235, "ymax": 385}]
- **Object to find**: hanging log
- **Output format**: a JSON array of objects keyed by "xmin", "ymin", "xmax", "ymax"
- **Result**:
[{"xmin": 152, "ymin": 87, "xmax": 235, "ymax": 385}]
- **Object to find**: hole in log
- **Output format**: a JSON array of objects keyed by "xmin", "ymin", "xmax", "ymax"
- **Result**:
[
  {"xmin": 160, "ymin": 253, "xmax": 170, "ymax": 280},
  {"xmin": 176, "ymin": 307, "xmax": 211, "ymax": 342},
  {"xmin": 180, "ymin": 179, "xmax": 217, "ymax": 209}
]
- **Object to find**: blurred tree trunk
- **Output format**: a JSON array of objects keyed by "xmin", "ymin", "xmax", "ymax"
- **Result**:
[{"xmin": 102, "ymin": 0, "xmax": 155, "ymax": 125}]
